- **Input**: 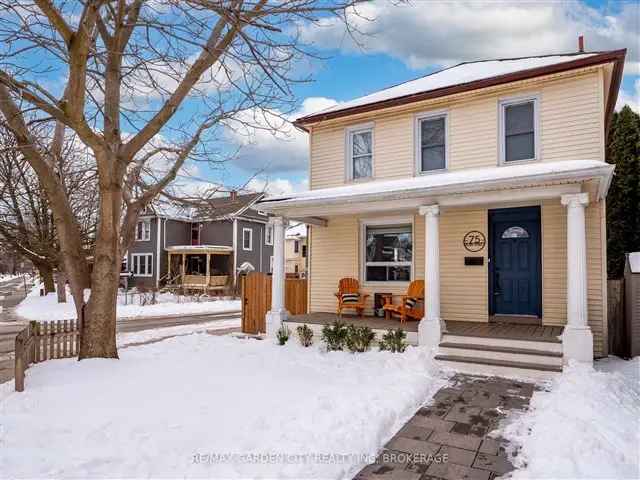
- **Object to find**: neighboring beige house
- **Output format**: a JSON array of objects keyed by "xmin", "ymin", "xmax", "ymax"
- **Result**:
[
  {"xmin": 285, "ymin": 223, "xmax": 308, "ymax": 277},
  {"xmin": 257, "ymin": 47, "xmax": 626, "ymax": 373}
]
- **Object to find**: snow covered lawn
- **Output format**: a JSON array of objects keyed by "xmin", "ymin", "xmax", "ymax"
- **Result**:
[
  {"xmin": 0, "ymin": 335, "xmax": 447, "ymax": 479},
  {"xmin": 501, "ymin": 357, "xmax": 640, "ymax": 479},
  {"xmin": 15, "ymin": 284, "xmax": 241, "ymax": 321}
]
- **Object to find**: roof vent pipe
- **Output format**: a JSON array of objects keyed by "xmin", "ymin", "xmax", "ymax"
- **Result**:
[{"xmin": 578, "ymin": 35, "xmax": 585, "ymax": 53}]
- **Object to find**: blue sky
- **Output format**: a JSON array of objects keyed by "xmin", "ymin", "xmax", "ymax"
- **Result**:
[{"xmin": 212, "ymin": 0, "xmax": 639, "ymax": 196}]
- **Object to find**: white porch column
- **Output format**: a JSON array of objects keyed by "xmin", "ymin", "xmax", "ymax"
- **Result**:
[
  {"xmin": 418, "ymin": 205, "xmax": 442, "ymax": 348},
  {"xmin": 266, "ymin": 216, "xmax": 287, "ymax": 336},
  {"xmin": 560, "ymin": 193, "xmax": 593, "ymax": 364}
]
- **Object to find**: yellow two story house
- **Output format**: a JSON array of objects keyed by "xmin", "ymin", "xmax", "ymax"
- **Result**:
[{"xmin": 257, "ymin": 48, "xmax": 626, "ymax": 373}]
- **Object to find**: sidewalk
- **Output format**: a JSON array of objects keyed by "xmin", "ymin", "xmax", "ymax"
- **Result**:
[{"xmin": 355, "ymin": 374, "xmax": 536, "ymax": 480}]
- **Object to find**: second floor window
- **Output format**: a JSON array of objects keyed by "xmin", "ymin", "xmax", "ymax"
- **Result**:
[
  {"xmin": 501, "ymin": 97, "xmax": 538, "ymax": 163},
  {"xmin": 417, "ymin": 114, "xmax": 447, "ymax": 172},
  {"xmin": 347, "ymin": 126, "xmax": 373, "ymax": 180},
  {"xmin": 265, "ymin": 224, "xmax": 273, "ymax": 246},
  {"xmin": 136, "ymin": 220, "xmax": 150, "ymax": 241},
  {"xmin": 302, "ymin": 244, "xmax": 307, "ymax": 258},
  {"xmin": 294, "ymin": 240, "xmax": 300, "ymax": 254},
  {"xmin": 243, "ymin": 228, "xmax": 253, "ymax": 251}
]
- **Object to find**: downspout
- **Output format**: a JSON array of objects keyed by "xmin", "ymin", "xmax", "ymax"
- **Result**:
[
  {"xmin": 232, "ymin": 218, "xmax": 238, "ymax": 285},
  {"xmin": 156, "ymin": 217, "xmax": 162, "ymax": 288}
]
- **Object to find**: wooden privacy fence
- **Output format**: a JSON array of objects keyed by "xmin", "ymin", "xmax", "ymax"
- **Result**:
[
  {"xmin": 241, "ymin": 272, "xmax": 308, "ymax": 334},
  {"xmin": 15, "ymin": 320, "xmax": 80, "ymax": 392},
  {"xmin": 607, "ymin": 278, "xmax": 626, "ymax": 357}
]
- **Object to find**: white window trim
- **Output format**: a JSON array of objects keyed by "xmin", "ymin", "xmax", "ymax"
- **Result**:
[
  {"xmin": 344, "ymin": 122, "xmax": 375, "ymax": 182},
  {"xmin": 131, "ymin": 253, "xmax": 153, "ymax": 277},
  {"xmin": 360, "ymin": 216, "xmax": 414, "ymax": 287},
  {"xmin": 499, "ymin": 94, "xmax": 541, "ymax": 165},
  {"xmin": 414, "ymin": 109, "xmax": 449, "ymax": 175},
  {"xmin": 135, "ymin": 219, "xmax": 151, "ymax": 242},
  {"xmin": 242, "ymin": 228, "xmax": 253, "ymax": 251},
  {"xmin": 269, "ymin": 255, "xmax": 274, "ymax": 273},
  {"xmin": 265, "ymin": 224, "xmax": 273, "ymax": 246}
]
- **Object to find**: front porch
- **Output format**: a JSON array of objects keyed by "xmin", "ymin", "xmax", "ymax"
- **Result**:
[
  {"xmin": 258, "ymin": 161, "xmax": 614, "ymax": 369},
  {"xmin": 165, "ymin": 245, "xmax": 233, "ymax": 293}
]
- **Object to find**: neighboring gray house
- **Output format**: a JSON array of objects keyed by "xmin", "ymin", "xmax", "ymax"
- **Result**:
[{"xmin": 124, "ymin": 192, "xmax": 274, "ymax": 290}]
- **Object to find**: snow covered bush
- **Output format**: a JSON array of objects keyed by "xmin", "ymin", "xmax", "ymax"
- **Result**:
[
  {"xmin": 321, "ymin": 320, "xmax": 348, "ymax": 351},
  {"xmin": 296, "ymin": 324, "xmax": 313, "ymax": 347},
  {"xmin": 345, "ymin": 325, "xmax": 376, "ymax": 353},
  {"xmin": 276, "ymin": 324, "xmax": 290, "ymax": 345},
  {"xmin": 379, "ymin": 329, "xmax": 407, "ymax": 353}
]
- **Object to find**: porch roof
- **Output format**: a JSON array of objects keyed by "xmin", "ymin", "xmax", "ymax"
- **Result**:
[
  {"xmin": 256, "ymin": 160, "xmax": 613, "ymax": 218},
  {"xmin": 166, "ymin": 245, "xmax": 232, "ymax": 255}
]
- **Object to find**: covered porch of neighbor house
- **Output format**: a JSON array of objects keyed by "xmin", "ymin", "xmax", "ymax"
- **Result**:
[
  {"xmin": 257, "ymin": 160, "xmax": 614, "ymax": 367},
  {"xmin": 165, "ymin": 245, "xmax": 233, "ymax": 293}
]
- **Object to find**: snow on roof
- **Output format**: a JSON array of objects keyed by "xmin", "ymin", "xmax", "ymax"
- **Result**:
[
  {"xmin": 286, "ymin": 223, "xmax": 307, "ymax": 239},
  {"xmin": 629, "ymin": 253, "xmax": 640, "ymax": 274},
  {"xmin": 258, "ymin": 160, "xmax": 613, "ymax": 208},
  {"xmin": 305, "ymin": 53, "xmax": 597, "ymax": 118}
]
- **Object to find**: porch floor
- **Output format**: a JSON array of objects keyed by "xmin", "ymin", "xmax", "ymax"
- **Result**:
[
  {"xmin": 445, "ymin": 321, "xmax": 564, "ymax": 343},
  {"xmin": 286, "ymin": 313, "xmax": 565, "ymax": 342},
  {"xmin": 286, "ymin": 312, "xmax": 419, "ymax": 332}
]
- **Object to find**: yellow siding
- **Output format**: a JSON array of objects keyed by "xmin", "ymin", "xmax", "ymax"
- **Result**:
[
  {"xmin": 308, "ymin": 200, "xmax": 607, "ymax": 356},
  {"xmin": 309, "ymin": 69, "xmax": 604, "ymax": 189},
  {"xmin": 440, "ymin": 207, "xmax": 488, "ymax": 322}
]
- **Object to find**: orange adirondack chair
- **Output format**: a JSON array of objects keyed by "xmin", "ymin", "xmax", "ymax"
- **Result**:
[
  {"xmin": 334, "ymin": 278, "xmax": 369, "ymax": 317},
  {"xmin": 382, "ymin": 280, "xmax": 425, "ymax": 323}
]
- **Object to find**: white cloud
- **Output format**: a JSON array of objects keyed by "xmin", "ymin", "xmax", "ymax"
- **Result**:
[
  {"xmin": 225, "ymin": 97, "xmax": 340, "ymax": 173},
  {"xmin": 246, "ymin": 176, "xmax": 309, "ymax": 196},
  {"xmin": 616, "ymin": 79, "xmax": 639, "ymax": 112},
  {"xmin": 301, "ymin": 1, "xmax": 638, "ymax": 74}
]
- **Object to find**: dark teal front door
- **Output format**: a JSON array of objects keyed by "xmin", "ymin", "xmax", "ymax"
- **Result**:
[{"xmin": 489, "ymin": 207, "xmax": 541, "ymax": 318}]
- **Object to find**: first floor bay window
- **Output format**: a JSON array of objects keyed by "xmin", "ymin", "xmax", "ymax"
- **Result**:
[{"xmin": 364, "ymin": 223, "xmax": 412, "ymax": 282}]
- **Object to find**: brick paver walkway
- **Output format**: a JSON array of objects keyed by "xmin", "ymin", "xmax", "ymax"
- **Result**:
[{"xmin": 355, "ymin": 374, "xmax": 536, "ymax": 480}]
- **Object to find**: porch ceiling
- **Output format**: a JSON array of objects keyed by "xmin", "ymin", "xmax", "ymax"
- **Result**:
[{"xmin": 256, "ymin": 160, "xmax": 613, "ymax": 219}]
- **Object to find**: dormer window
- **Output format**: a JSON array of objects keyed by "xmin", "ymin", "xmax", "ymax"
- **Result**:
[
  {"xmin": 346, "ymin": 124, "xmax": 373, "ymax": 180},
  {"xmin": 500, "ymin": 96, "xmax": 539, "ymax": 163}
]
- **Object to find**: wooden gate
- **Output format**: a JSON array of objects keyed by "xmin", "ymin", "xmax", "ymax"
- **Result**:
[{"xmin": 241, "ymin": 272, "xmax": 308, "ymax": 334}]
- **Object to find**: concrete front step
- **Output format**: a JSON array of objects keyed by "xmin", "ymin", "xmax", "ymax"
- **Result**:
[
  {"xmin": 442, "ymin": 333, "xmax": 563, "ymax": 353},
  {"xmin": 439, "ymin": 342, "xmax": 563, "ymax": 366},
  {"xmin": 435, "ymin": 354, "xmax": 563, "ymax": 374}
]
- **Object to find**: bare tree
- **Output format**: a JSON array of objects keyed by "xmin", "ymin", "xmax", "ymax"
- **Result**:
[
  {"xmin": 0, "ymin": 1, "xmax": 357, "ymax": 359},
  {"xmin": 0, "ymin": 122, "xmax": 97, "ymax": 296}
]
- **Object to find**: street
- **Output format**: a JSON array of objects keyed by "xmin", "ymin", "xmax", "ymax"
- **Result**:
[{"xmin": 0, "ymin": 278, "xmax": 241, "ymax": 384}]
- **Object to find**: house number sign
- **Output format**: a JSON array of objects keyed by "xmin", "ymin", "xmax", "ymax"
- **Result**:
[{"xmin": 463, "ymin": 231, "xmax": 486, "ymax": 252}]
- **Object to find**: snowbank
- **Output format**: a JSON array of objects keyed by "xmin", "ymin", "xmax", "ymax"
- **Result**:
[
  {"xmin": 117, "ymin": 318, "xmax": 241, "ymax": 346},
  {"xmin": 0, "ymin": 335, "xmax": 447, "ymax": 478},
  {"xmin": 15, "ymin": 284, "xmax": 240, "ymax": 321},
  {"xmin": 500, "ymin": 357, "xmax": 640, "ymax": 479}
]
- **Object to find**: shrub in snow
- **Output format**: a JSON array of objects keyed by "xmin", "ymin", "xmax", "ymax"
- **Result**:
[
  {"xmin": 321, "ymin": 320, "xmax": 348, "ymax": 351},
  {"xmin": 345, "ymin": 325, "xmax": 376, "ymax": 353},
  {"xmin": 379, "ymin": 329, "xmax": 407, "ymax": 353},
  {"xmin": 276, "ymin": 324, "xmax": 290, "ymax": 345},
  {"xmin": 296, "ymin": 324, "xmax": 313, "ymax": 347}
]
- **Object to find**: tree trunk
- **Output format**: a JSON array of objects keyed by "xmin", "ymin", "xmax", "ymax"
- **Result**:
[
  {"xmin": 38, "ymin": 264, "xmax": 55, "ymax": 294},
  {"xmin": 78, "ymin": 180, "xmax": 122, "ymax": 360},
  {"xmin": 56, "ymin": 270, "xmax": 67, "ymax": 303}
]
